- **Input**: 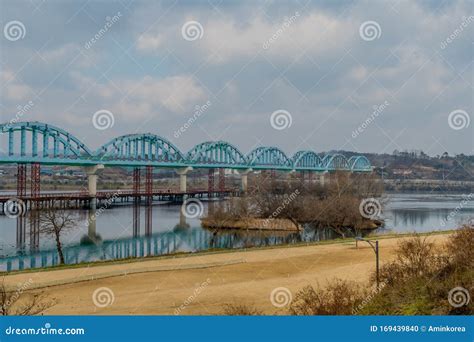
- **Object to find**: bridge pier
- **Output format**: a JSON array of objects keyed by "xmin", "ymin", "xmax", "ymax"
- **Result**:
[
  {"xmin": 175, "ymin": 210, "xmax": 190, "ymax": 230},
  {"xmin": 88, "ymin": 209, "xmax": 96, "ymax": 238},
  {"xmin": 175, "ymin": 167, "xmax": 193, "ymax": 193},
  {"xmin": 237, "ymin": 169, "xmax": 252, "ymax": 192},
  {"xmin": 83, "ymin": 207, "xmax": 101, "ymax": 245},
  {"xmin": 85, "ymin": 164, "xmax": 104, "ymax": 209},
  {"xmin": 318, "ymin": 171, "xmax": 329, "ymax": 186}
]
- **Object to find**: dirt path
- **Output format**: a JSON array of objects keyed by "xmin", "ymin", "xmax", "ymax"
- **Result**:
[{"xmin": 4, "ymin": 234, "xmax": 449, "ymax": 315}]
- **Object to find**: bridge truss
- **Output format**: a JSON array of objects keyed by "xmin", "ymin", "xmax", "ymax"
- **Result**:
[{"xmin": 0, "ymin": 121, "xmax": 372, "ymax": 172}]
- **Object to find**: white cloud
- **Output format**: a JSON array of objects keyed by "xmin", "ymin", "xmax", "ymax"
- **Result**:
[
  {"xmin": 70, "ymin": 74, "xmax": 208, "ymax": 122},
  {"xmin": 1, "ymin": 69, "xmax": 34, "ymax": 101},
  {"xmin": 136, "ymin": 11, "xmax": 352, "ymax": 64},
  {"xmin": 137, "ymin": 33, "xmax": 164, "ymax": 52},
  {"xmin": 41, "ymin": 43, "xmax": 78, "ymax": 63},
  {"xmin": 118, "ymin": 75, "xmax": 206, "ymax": 113}
]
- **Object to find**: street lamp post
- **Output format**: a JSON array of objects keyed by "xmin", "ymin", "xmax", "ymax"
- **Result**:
[{"xmin": 355, "ymin": 237, "xmax": 380, "ymax": 290}]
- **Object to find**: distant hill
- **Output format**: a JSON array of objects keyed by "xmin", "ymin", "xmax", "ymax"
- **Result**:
[{"xmin": 332, "ymin": 150, "xmax": 473, "ymax": 181}]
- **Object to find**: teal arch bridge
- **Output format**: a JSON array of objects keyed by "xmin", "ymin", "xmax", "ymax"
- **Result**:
[
  {"xmin": 0, "ymin": 121, "xmax": 372, "ymax": 206},
  {"xmin": 1, "ymin": 121, "xmax": 372, "ymax": 169}
]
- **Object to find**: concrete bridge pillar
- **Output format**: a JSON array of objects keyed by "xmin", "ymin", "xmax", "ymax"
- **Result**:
[
  {"xmin": 85, "ymin": 165, "xmax": 104, "ymax": 207},
  {"xmin": 174, "ymin": 210, "xmax": 190, "ymax": 230},
  {"xmin": 175, "ymin": 167, "xmax": 193, "ymax": 192},
  {"xmin": 88, "ymin": 209, "xmax": 97, "ymax": 238},
  {"xmin": 88, "ymin": 174, "xmax": 98, "ymax": 196},
  {"xmin": 237, "ymin": 169, "xmax": 252, "ymax": 192},
  {"xmin": 85, "ymin": 207, "xmax": 101, "ymax": 244},
  {"xmin": 288, "ymin": 169, "xmax": 297, "ymax": 182},
  {"xmin": 319, "ymin": 171, "xmax": 329, "ymax": 186}
]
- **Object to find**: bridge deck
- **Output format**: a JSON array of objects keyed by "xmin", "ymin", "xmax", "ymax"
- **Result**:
[{"xmin": 0, "ymin": 189, "xmax": 240, "ymax": 203}]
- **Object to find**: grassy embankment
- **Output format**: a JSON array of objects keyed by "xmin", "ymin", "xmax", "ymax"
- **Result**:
[{"xmin": 1, "ymin": 229, "xmax": 454, "ymax": 275}]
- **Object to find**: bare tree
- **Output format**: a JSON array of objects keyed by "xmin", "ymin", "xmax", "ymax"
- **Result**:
[
  {"xmin": 308, "ymin": 173, "xmax": 368, "ymax": 238},
  {"xmin": 0, "ymin": 278, "xmax": 53, "ymax": 315},
  {"xmin": 207, "ymin": 171, "xmax": 384, "ymax": 237},
  {"xmin": 39, "ymin": 209, "xmax": 77, "ymax": 265}
]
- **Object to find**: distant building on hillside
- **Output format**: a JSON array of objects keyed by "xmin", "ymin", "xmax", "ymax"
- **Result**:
[{"xmin": 392, "ymin": 169, "xmax": 413, "ymax": 176}]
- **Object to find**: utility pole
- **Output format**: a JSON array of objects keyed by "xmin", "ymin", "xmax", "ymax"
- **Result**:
[{"xmin": 356, "ymin": 237, "xmax": 380, "ymax": 290}]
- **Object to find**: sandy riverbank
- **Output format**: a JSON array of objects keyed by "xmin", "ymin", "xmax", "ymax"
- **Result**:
[{"xmin": 3, "ymin": 233, "xmax": 450, "ymax": 315}]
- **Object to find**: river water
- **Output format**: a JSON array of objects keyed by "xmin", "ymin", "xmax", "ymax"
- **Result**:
[{"xmin": 0, "ymin": 193, "xmax": 472, "ymax": 271}]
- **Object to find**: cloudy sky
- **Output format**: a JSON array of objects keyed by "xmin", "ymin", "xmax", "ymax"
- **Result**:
[{"xmin": 1, "ymin": 0, "xmax": 472, "ymax": 157}]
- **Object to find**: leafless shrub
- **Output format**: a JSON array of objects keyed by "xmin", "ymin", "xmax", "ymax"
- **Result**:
[
  {"xmin": 445, "ymin": 223, "xmax": 474, "ymax": 270},
  {"xmin": 375, "ymin": 235, "xmax": 443, "ymax": 286},
  {"xmin": 286, "ymin": 225, "xmax": 473, "ymax": 316},
  {"xmin": 222, "ymin": 304, "xmax": 263, "ymax": 315},
  {"xmin": 290, "ymin": 279, "xmax": 367, "ymax": 315},
  {"xmin": 363, "ymin": 226, "xmax": 474, "ymax": 315}
]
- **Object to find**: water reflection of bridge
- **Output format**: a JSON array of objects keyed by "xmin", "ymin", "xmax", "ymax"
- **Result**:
[{"xmin": 2, "ymin": 205, "xmax": 338, "ymax": 272}]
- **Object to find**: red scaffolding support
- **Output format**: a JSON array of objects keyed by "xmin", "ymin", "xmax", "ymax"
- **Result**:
[
  {"xmin": 145, "ymin": 166, "xmax": 153, "ymax": 195},
  {"xmin": 16, "ymin": 216, "xmax": 26, "ymax": 250},
  {"xmin": 133, "ymin": 167, "xmax": 141, "ymax": 236},
  {"xmin": 145, "ymin": 166, "xmax": 153, "ymax": 236},
  {"xmin": 31, "ymin": 163, "xmax": 41, "ymax": 199},
  {"xmin": 29, "ymin": 210, "xmax": 40, "ymax": 251},
  {"xmin": 16, "ymin": 164, "xmax": 27, "ymax": 250},
  {"xmin": 17, "ymin": 164, "xmax": 27, "ymax": 197},
  {"xmin": 208, "ymin": 168, "xmax": 215, "ymax": 195},
  {"xmin": 30, "ymin": 163, "xmax": 41, "ymax": 251},
  {"xmin": 219, "ymin": 168, "xmax": 225, "ymax": 192},
  {"xmin": 133, "ymin": 168, "xmax": 141, "ymax": 195}
]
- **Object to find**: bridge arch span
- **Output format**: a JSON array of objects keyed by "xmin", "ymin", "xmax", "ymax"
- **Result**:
[
  {"xmin": 348, "ymin": 155, "xmax": 372, "ymax": 171},
  {"xmin": 292, "ymin": 151, "xmax": 323, "ymax": 170},
  {"xmin": 185, "ymin": 141, "xmax": 248, "ymax": 167},
  {"xmin": 0, "ymin": 121, "xmax": 92, "ymax": 160},
  {"xmin": 323, "ymin": 153, "xmax": 349, "ymax": 171},
  {"xmin": 247, "ymin": 147, "xmax": 293, "ymax": 169},
  {"xmin": 95, "ymin": 133, "xmax": 184, "ymax": 163}
]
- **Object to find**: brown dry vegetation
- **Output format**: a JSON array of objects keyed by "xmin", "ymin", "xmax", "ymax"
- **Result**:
[
  {"xmin": 0, "ymin": 278, "xmax": 53, "ymax": 316},
  {"xmin": 224, "ymin": 224, "xmax": 473, "ymax": 315},
  {"xmin": 223, "ymin": 304, "xmax": 263, "ymax": 316},
  {"xmin": 207, "ymin": 172, "xmax": 383, "ymax": 237},
  {"xmin": 290, "ymin": 279, "xmax": 367, "ymax": 315},
  {"xmin": 360, "ymin": 223, "xmax": 473, "ymax": 315}
]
